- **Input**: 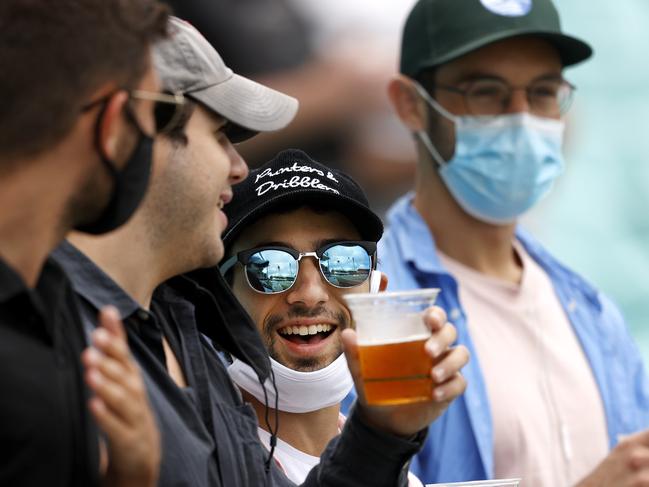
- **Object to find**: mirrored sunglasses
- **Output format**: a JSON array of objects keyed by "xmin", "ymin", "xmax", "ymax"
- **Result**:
[{"xmin": 221, "ymin": 241, "xmax": 377, "ymax": 294}]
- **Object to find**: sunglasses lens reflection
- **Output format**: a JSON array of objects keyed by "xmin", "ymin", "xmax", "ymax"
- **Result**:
[
  {"xmin": 321, "ymin": 244, "xmax": 371, "ymax": 288},
  {"xmin": 245, "ymin": 249, "xmax": 297, "ymax": 294},
  {"xmin": 244, "ymin": 245, "xmax": 372, "ymax": 294}
]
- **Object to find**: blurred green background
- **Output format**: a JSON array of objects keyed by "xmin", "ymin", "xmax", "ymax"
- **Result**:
[{"xmin": 524, "ymin": 1, "xmax": 649, "ymax": 360}]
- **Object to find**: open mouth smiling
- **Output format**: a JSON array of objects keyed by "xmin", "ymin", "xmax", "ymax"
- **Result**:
[{"xmin": 276, "ymin": 323, "xmax": 338, "ymax": 346}]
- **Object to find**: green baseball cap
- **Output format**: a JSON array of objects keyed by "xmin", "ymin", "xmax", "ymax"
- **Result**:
[{"xmin": 400, "ymin": 0, "xmax": 593, "ymax": 78}]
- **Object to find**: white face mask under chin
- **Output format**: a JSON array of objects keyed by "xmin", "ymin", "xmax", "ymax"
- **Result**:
[{"xmin": 227, "ymin": 353, "xmax": 354, "ymax": 413}]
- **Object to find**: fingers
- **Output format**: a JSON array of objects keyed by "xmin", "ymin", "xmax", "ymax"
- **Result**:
[
  {"xmin": 431, "ymin": 345, "xmax": 470, "ymax": 383},
  {"xmin": 83, "ymin": 347, "xmax": 128, "ymax": 384},
  {"xmin": 88, "ymin": 395, "xmax": 131, "ymax": 441},
  {"xmin": 625, "ymin": 429, "xmax": 649, "ymax": 449},
  {"xmin": 83, "ymin": 348, "xmax": 147, "ymax": 426},
  {"xmin": 422, "ymin": 306, "xmax": 447, "ymax": 333},
  {"xmin": 82, "ymin": 308, "xmax": 148, "ymax": 428},
  {"xmin": 432, "ymin": 372, "xmax": 467, "ymax": 402},
  {"xmin": 99, "ymin": 305, "xmax": 127, "ymax": 340},
  {"xmin": 341, "ymin": 329, "xmax": 367, "ymax": 403},
  {"xmin": 341, "ymin": 329, "xmax": 361, "ymax": 379},
  {"xmin": 425, "ymin": 322, "xmax": 457, "ymax": 359},
  {"xmin": 92, "ymin": 313, "xmax": 135, "ymax": 371}
]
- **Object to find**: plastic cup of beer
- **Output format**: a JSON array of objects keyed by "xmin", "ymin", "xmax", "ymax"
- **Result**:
[{"xmin": 343, "ymin": 288, "xmax": 440, "ymax": 406}]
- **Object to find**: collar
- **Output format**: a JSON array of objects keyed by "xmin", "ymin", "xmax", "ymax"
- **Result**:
[
  {"xmin": 515, "ymin": 227, "xmax": 601, "ymax": 310},
  {"xmin": 388, "ymin": 193, "xmax": 602, "ymax": 309},
  {"xmin": 385, "ymin": 192, "xmax": 448, "ymax": 275},
  {"xmin": 165, "ymin": 267, "xmax": 271, "ymax": 382},
  {"xmin": 0, "ymin": 255, "xmax": 69, "ymax": 311},
  {"xmin": 51, "ymin": 240, "xmax": 141, "ymax": 318},
  {"xmin": 0, "ymin": 257, "xmax": 30, "ymax": 302}
]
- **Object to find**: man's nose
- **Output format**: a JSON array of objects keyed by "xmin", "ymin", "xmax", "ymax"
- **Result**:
[
  {"xmin": 285, "ymin": 258, "xmax": 329, "ymax": 307},
  {"xmin": 225, "ymin": 139, "xmax": 249, "ymax": 184},
  {"xmin": 504, "ymin": 88, "xmax": 531, "ymax": 114}
]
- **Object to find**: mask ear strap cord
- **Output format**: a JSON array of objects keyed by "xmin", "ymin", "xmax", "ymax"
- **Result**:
[
  {"xmin": 261, "ymin": 367, "xmax": 280, "ymax": 475},
  {"xmin": 411, "ymin": 80, "xmax": 456, "ymax": 169},
  {"xmin": 414, "ymin": 130, "xmax": 448, "ymax": 168}
]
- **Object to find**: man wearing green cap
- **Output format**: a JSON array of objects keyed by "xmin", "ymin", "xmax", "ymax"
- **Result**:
[{"xmin": 364, "ymin": 0, "xmax": 649, "ymax": 485}]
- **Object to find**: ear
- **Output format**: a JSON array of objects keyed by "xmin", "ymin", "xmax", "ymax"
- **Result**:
[
  {"xmin": 96, "ymin": 91, "xmax": 130, "ymax": 161},
  {"xmin": 379, "ymin": 272, "xmax": 388, "ymax": 292},
  {"xmin": 387, "ymin": 75, "xmax": 428, "ymax": 132}
]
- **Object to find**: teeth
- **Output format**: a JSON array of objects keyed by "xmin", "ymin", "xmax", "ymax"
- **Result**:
[
  {"xmin": 218, "ymin": 200, "xmax": 224, "ymax": 210},
  {"xmin": 278, "ymin": 324, "xmax": 334, "ymax": 336}
]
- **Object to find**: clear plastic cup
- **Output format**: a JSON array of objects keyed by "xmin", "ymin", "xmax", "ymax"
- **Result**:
[
  {"xmin": 343, "ymin": 288, "xmax": 440, "ymax": 405},
  {"xmin": 426, "ymin": 479, "xmax": 521, "ymax": 487}
]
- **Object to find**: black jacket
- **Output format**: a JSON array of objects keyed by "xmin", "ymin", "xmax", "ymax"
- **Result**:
[{"xmin": 54, "ymin": 241, "xmax": 426, "ymax": 486}]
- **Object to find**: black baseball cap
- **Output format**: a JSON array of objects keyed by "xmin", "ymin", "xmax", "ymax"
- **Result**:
[
  {"xmin": 400, "ymin": 0, "xmax": 593, "ymax": 78},
  {"xmin": 222, "ymin": 149, "xmax": 384, "ymax": 248}
]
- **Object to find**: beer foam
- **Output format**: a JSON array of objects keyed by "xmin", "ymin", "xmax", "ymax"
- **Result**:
[
  {"xmin": 357, "ymin": 332, "xmax": 430, "ymax": 346},
  {"xmin": 352, "ymin": 310, "xmax": 430, "ymax": 345}
]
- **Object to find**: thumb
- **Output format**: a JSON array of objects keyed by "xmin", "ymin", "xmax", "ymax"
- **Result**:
[
  {"xmin": 341, "ymin": 329, "xmax": 367, "ymax": 404},
  {"xmin": 98, "ymin": 305, "xmax": 126, "ymax": 340},
  {"xmin": 622, "ymin": 428, "xmax": 649, "ymax": 447}
]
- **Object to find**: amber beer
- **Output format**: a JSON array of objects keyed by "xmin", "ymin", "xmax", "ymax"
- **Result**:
[
  {"xmin": 344, "ymin": 288, "xmax": 440, "ymax": 406},
  {"xmin": 358, "ymin": 335, "xmax": 432, "ymax": 405}
]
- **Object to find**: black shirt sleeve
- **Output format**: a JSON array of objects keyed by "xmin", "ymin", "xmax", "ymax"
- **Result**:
[{"xmin": 300, "ymin": 404, "xmax": 427, "ymax": 487}]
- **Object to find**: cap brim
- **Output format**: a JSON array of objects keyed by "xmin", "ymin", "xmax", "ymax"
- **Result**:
[
  {"xmin": 424, "ymin": 30, "xmax": 593, "ymax": 72},
  {"xmin": 188, "ymin": 73, "xmax": 299, "ymax": 140}
]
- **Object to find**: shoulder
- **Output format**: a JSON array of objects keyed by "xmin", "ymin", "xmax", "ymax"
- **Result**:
[{"xmin": 517, "ymin": 228, "xmax": 627, "ymax": 329}]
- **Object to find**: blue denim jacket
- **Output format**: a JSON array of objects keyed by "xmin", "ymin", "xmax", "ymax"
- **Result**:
[{"xmin": 344, "ymin": 193, "xmax": 649, "ymax": 483}]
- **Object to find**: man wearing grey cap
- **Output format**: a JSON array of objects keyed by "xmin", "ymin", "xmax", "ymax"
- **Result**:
[
  {"xmin": 366, "ymin": 0, "xmax": 649, "ymax": 485},
  {"xmin": 54, "ymin": 18, "xmax": 438, "ymax": 487}
]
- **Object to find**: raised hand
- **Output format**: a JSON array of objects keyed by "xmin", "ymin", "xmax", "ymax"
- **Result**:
[
  {"xmin": 576, "ymin": 430, "xmax": 649, "ymax": 487},
  {"xmin": 341, "ymin": 305, "xmax": 469, "ymax": 437},
  {"xmin": 81, "ymin": 306, "xmax": 160, "ymax": 487}
]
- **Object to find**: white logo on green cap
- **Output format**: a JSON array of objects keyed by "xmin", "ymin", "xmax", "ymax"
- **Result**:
[{"xmin": 480, "ymin": 0, "xmax": 532, "ymax": 17}]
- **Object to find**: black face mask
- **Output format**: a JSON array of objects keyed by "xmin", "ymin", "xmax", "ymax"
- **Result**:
[{"xmin": 75, "ymin": 103, "xmax": 154, "ymax": 235}]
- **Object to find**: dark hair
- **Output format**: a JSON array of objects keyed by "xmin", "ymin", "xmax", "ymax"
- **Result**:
[
  {"xmin": 0, "ymin": 0, "xmax": 170, "ymax": 162},
  {"xmin": 162, "ymin": 99, "xmax": 196, "ymax": 145},
  {"xmin": 414, "ymin": 67, "xmax": 437, "ymax": 97}
]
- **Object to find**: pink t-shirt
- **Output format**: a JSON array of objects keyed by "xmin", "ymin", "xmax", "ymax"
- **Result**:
[{"xmin": 438, "ymin": 241, "xmax": 609, "ymax": 486}]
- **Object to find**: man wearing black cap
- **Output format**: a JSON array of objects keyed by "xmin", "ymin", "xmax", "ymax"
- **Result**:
[
  {"xmin": 221, "ymin": 149, "xmax": 468, "ymax": 486},
  {"xmin": 370, "ymin": 0, "xmax": 649, "ymax": 485}
]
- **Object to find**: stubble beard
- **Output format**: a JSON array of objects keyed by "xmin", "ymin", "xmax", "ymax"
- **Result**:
[{"xmin": 263, "ymin": 304, "xmax": 349, "ymax": 372}]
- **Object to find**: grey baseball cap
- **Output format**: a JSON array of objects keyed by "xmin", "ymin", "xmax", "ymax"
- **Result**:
[{"xmin": 153, "ymin": 17, "xmax": 298, "ymax": 141}]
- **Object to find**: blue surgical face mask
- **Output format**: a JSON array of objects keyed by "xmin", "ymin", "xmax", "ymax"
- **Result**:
[{"xmin": 413, "ymin": 82, "xmax": 565, "ymax": 225}]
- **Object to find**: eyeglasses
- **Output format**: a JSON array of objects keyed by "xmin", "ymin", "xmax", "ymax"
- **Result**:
[
  {"xmin": 433, "ymin": 77, "xmax": 576, "ymax": 117},
  {"xmin": 221, "ymin": 241, "xmax": 377, "ymax": 294},
  {"xmin": 82, "ymin": 89, "xmax": 187, "ymax": 134}
]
